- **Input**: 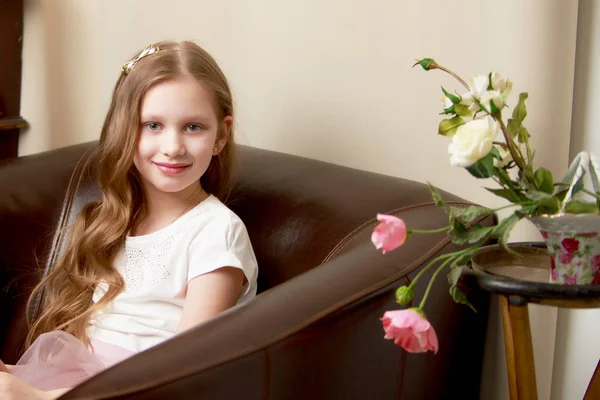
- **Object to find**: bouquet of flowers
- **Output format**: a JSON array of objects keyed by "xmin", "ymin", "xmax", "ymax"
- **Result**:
[{"xmin": 372, "ymin": 58, "xmax": 600, "ymax": 354}]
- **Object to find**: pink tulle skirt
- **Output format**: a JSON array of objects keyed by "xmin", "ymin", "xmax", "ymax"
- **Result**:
[{"xmin": 10, "ymin": 331, "xmax": 135, "ymax": 391}]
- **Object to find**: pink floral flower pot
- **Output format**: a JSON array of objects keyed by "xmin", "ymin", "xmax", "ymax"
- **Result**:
[{"xmin": 528, "ymin": 214, "xmax": 600, "ymax": 285}]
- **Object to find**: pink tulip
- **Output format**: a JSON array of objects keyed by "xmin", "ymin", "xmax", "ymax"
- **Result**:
[
  {"xmin": 380, "ymin": 309, "xmax": 439, "ymax": 354},
  {"xmin": 372, "ymin": 214, "xmax": 408, "ymax": 254}
]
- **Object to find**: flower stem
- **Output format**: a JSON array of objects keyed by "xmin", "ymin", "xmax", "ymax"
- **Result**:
[
  {"xmin": 413, "ymin": 237, "xmax": 491, "ymax": 309},
  {"xmin": 409, "ymin": 226, "xmax": 450, "ymax": 235},
  {"xmin": 409, "ymin": 247, "xmax": 472, "ymax": 288},
  {"xmin": 419, "ymin": 256, "xmax": 454, "ymax": 309},
  {"xmin": 494, "ymin": 115, "xmax": 532, "ymax": 183},
  {"xmin": 491, "ymin": 202, "xmax": 534, "ymax": 213},
  {"xmin": 430, "ymin": 61, "xmax": 470, "ymax": 91}
]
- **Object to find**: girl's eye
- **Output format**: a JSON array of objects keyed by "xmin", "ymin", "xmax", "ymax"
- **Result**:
[
  {"xmin": 145, "ymin": 122, "xmax": 161, "ymax": 131},
  {"xmin": 186, "ymin": 124, "xmax": 203, "ymax": 133}
]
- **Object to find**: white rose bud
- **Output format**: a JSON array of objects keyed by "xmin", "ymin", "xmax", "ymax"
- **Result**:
[
  {"xmin": 448, "ymin": 117, "xmax": 499, "ymax": 167},
  {"xmin": 479, "ymin": 90, "xmax": 504, "ymax": 113},
  {"xmin": 460, "ymin": 92, "xmax": 479, "ymax": 113},
  {"xmin": 490, "ymin": 72, "xmax": 507, "ymax": 92},
  {"xmin": 441, "ymin": 94, "xmax": 453, "ymax": 109},
  {"xmin": 496, "ymin": 146, "xmax": 513, "ymax": 168},
  {"xmin": 491, "ymin": 72, "xmax": 513, "ymax": 105},
  {"xmin": 502, "ymin": 80, "xmax": 513, "ymax": 104},
  {"xmin": 468, "ymin": 75, "xmax": 489, "ymax": 99}
]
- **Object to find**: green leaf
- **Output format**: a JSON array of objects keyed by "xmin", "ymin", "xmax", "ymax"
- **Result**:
[
  {"xmin": 563, "ymin": 200, "xmax": 599, "ymax": 214},
  {"xmin": 512, "ymin": 92, "xmax": 529, "ymax": 123},
  {"xmin": 490, "ymin": 147, "xmax": 502, "ymax": 160},
  {"xmin": 491, "ymin": 214, "xmax": 521, "ymax": 255},
  {"xmin": 489, "ymin": 100, "xmax": 500, "ymax": 115},
  {"xmin": 524, "ymin": 190, "xmax": 553, "ymax": 201},
  {"xmin": 515, "ymin": 204, "xmax": 539, "ymax": 218},
  {"xmin": 507, "ymin": 119, "xmax": 519, "ymax": 140},
  {"xmin": 427, "ymin": 183, "xmax": 448, "ymax": 210},
  {"xmin": 486, "ymin": 187, "xmax": 524, "ymax": 203},
  {"xmin": 535, "ymin": 197, "xmax": 561, "ymax": 215},
  {"xmin": 440, "ymin": 106, "xmax": 455, "ymax": 115},
  {"xmin": 554, "ymin": 189, "xmax": 568, "ymax": 203},
  {"xmin": 438, "ymin": 116, "xmax": 465, "ymax": 137},
  {"xmin": 449, "ymin": 225, "xmax": 493, "ymax": 245},
  {"xmin": 449, "ymin": 215, "xmax": 469, "ymax": 235},
  {"xmin": 454, "ymin": 103, "xmax": 473, "ymax": 117},
  {"xmin": 450, "ymin": 205, "xmax": 493, "ymax": 222},
  {"xmin": 534, "ymin": 167, "xmax": 554, "ymax": 194},
  {"xmin": 519, "ymin": 125, "xmax": 531, "ymax": 144},
  {"xmin": 449, "ymin": 284, "xmax": 476, "ymax": 312},
  {"xmin": 441, "ymin": 86, "xmax": 460, "ymax": 104},
  {"xmin": 413, "ymin": 58, "xmax": 436, "ymax": 71},
  {"xmin": 493, "ymin": 166, "xmax": 518, "ymax": 188},
  {"xmin": 447, "ymin": 266, "xmax": 463, "ymax": 286},
  {"xmin": 466, "ymin": 152, "xmax": 495, "ymax": 179}
]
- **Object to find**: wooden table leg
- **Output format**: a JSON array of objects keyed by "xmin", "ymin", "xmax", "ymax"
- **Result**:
[
  {"xmin": 500, "ymin": 295, "xmax": 538, "ymax": 400},
  {"xmin": 584, "ymin": 360, "xmax": 600, "ymax": 400}
]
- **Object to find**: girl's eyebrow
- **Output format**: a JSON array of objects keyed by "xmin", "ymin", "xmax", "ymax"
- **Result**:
[{"xmin": 141, "ymin": 114, "xmax": 212, "ymax": 123}]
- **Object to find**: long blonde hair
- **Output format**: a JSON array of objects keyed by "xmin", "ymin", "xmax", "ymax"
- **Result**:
[{"xmin": 25, "ymin": 41, "xmax": 236, "ymax": 347}]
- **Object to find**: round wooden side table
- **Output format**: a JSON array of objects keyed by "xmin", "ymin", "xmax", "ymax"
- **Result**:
[{"xmin": 461, "ymin": 242, "xmax": 600, "ymax": 400}]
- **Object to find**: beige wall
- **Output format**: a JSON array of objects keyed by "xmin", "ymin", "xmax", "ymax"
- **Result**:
[{"xmin": 20, "ymin": 1, "xmax": 581, "ymax": 399}]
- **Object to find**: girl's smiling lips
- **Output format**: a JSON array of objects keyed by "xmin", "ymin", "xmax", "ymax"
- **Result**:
[{"xmin": 152, "ymin": 161, "xmax": 191, "ymax": 175}]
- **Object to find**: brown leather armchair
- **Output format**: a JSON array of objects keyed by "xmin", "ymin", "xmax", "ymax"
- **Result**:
[{"xmin": 0, "ymin": 142, "xmax": 493, "ymax": 399}]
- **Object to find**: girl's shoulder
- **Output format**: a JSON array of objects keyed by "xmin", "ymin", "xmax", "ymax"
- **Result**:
[
  {"xmin": 183, "ymin": 195, "xmax": 240, "ymax": 224},
  {"xmin": 179, "ymin": 195, "xmax": 249, "ymax": 237}
]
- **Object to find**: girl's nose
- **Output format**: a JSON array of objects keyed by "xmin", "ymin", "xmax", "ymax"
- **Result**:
[{"xmin": 160, "ymin": 130, "xmax": 185, "ymax": 157}]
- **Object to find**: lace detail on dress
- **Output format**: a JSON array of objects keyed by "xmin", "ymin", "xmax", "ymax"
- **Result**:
[{"xmin": 123, "ymin": 234, "xmax": 175, "ymax": 293}]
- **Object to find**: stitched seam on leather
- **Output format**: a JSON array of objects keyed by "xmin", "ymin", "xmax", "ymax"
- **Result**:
[
  {"xmin": 322, "ymin": 200, "xmax": 474, "ymax": 264},
  {"xmin": 87, "ymin": 230, "xmax": 467, "ymax": 399},
  {"xmin": 30, "ymin": 148, "xmax": 93, "ymax": 321}
]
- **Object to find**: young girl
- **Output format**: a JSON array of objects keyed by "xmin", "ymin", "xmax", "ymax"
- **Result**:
[{"xmin": 0, "ymin": 40, "xmax": 258, "ymax": 399}]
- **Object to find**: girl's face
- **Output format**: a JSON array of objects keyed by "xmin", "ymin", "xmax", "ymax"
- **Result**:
[{"xmin": 134, "ymin": 75, "xmax": 230, "ymax": 200}]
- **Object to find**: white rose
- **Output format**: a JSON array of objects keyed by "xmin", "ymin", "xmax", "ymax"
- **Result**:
[{"xmin": 448, "ymin": 117, "xmax": 499, "ymax": 167}]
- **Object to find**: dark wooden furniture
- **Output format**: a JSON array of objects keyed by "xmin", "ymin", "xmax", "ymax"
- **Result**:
[{"xmin": 0, "ymin": 0, "xmax": 27, "ymax": 159}]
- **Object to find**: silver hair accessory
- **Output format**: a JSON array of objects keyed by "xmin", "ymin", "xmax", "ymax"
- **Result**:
[{"xmin": 122, "ymin": 44, "xmax": 160, "ymax": 75}]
